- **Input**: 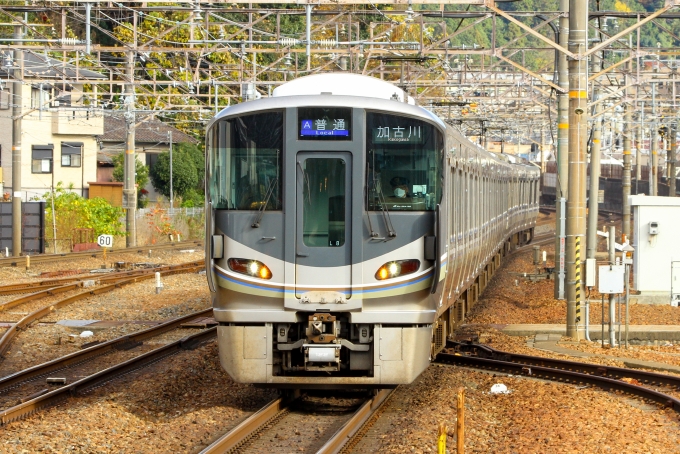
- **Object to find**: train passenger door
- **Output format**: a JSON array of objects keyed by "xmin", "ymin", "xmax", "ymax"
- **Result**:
[{"xmin": 295, "ymin": 152, "xmax": 352, "ymax": 299}]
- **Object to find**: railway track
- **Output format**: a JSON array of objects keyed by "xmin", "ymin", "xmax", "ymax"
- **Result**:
[
  {"xmin": 0, "ymin": 307, "xmax": 214, "ymax": 414},
  {"xmin": 0, "ymin": 261, "xmax": 202, "ymax": 296},
  {"xmin": 0, "ymin": 260, "xmax": 205, "ymax": 357},
  {"xmin": 437, "ymin": 341, "xmax": 680, "ymax": 413},
  {"xmin": 0, "ymin": 240, "xmax": 203, "ymax": 268},
  {"xmin": 0, "ymin": 324, "xmax": 215, "ymax": 425},
  {"xmin": 201, "ymin": 388, "xmax": 393, "ymax": 454}
]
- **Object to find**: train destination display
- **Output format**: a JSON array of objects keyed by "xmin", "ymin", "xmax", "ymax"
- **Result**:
[{"xmin": 298, "ymin": 107, "xmax": 351, "ymax": 140}]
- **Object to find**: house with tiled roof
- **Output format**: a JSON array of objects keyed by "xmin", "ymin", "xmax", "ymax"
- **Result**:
[
  {"xmin": 0, "ymin": 50, "xmax": 106, "ymax": 200},
  {"xmin": 97, "ymin": 113, "xmax": 199, "ymax": 202}
]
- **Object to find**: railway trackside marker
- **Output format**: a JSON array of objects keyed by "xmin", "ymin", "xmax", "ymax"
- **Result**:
[{"xmin": 97, "ymin": 235, "xmax": 113, "ymax": 248}]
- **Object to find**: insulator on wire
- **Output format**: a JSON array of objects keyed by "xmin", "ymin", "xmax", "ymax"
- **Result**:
[
  {"xmin": 59, "ymin": 38, "xmax": 81, "ymax": 45},
  {"xmin": 279, "ymin": 37, "xmax": 300, "ymax": 46},
  {"xmin": 315, "ymin": 39, "xmax": 337, "ymax": 48}
]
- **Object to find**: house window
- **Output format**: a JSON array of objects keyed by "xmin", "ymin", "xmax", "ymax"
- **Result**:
[
  {"xmin": 32, "ymin": 145, "xmax": 54, "ymax": 173},
  {"xmin": 0, "ymin": 91, "xmax": 9, "ymax": 110},
  {"xmin": 61, "ymin": 142, "xmax": 83, "ymax": 167},
  {"xmin": 31, "ymin": 88, "xmax": 42, "ymax": 109}
]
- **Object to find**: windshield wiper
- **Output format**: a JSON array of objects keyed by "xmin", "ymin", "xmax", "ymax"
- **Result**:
[
  {"xmin": 251, "ymin": 177, "xmax": 278, "ymax": 228},
  {"xmin": 366, "ymin": 162, "xmax": 396, "ymax": 240}
]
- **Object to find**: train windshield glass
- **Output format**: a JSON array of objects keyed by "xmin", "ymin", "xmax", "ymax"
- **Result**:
[
  {"xmin": 366, "ymin": 112, "xmax": 443, "ymax": 211},
  {"xmin": 207, "ymin": 111, "xmax": 283, "ymax": 210}
]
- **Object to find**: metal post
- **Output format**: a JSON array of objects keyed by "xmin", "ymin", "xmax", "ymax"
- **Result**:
[
  {"xmin": 85, "ymin": 1, "xmax": 91, "ymax": 54},
  {"xmin": 625, "ymin": 260, "xmax": 630, "ymax": 348},
  {"xmin": 608, "ymin": 225, "xmax": 616, "ymax": 347},
  {"xmin": 555, "ymin": 0, "xmax": 569, "ymax": 299},
  {"xmin": 305, "ymin": 5, "xmax": 312, "ymax": 71},
  {"xmin": 540, "ymin": 127, "xmax": 545, "ymax": 174},
  {"xmin": 168, "ymin": 130, "xmax": 173, "ymax": 210},
  {"xmin": 565, "ymin": 0, "xmax": 588, "ymax": 339},
  {"xmin": 124, "ymin": 51, "xmax": 137, "ymax": 247},
  {"xmin": 214, "ymin": 82, "xmax": 218, "ymax": 114},
  {"xmin": 11, "ymin": 25, "xmax": 22, "ymax": 257},
  {"xmin": 622, "ymin": 103, "xmax": 632, "ymax": 237},
  {"xmin": 637, "ymin": 102, "xmax": 643, "ymax": 187},
  {"xmin": 51, "ymin": 186, "xmax": 57, "ymax": 254},
  {"xmin": 651, "ymin": 83, "xmax": 657, "ymax": 196},
  {"xmin": 669, "ymin": 122, "xmax": 677, "ymax": 197},
  {"xmin": 586, "ymin": 52, "xmax": 602, "ymax": 261}
]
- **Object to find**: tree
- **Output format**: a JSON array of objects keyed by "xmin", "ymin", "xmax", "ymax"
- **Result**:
[
  {"xmin": 112, "ymin": 152, "xmax": 150, "ymax": 191},
  {"xmin": 39, "ymin": 182, "xmax": 126, "ymax": 247},
  {"xmin": 149, "ymin": 146, "xmax": 200, "ymax": 201}
]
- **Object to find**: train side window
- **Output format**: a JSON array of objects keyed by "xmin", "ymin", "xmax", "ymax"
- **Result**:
[{"xmin": 207, "ymin": 111, "xmax": 283, "ymax": 210}]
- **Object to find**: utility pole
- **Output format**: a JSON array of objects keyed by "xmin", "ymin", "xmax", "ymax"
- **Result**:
[
  {"xmin": 608, "ymin": 225, "xmax": 617, "ymax": 347},
  {"xmin": 540, "ymin": 127, "xmax": 545, "ymax": 174},
  {"xmin": 124, "ymin": 51, "xmax": 137, "ymax": 247},
  {"xmin": 586, "ymin": 51, "xmax": 602, "ymax": 261},
  {"xmin": 554, "ymin": 0, "xmax": 569, "ymax": 301},
  {"xmin": 622, "ymin": 102, "xmax": 632, "ymax": 239},
  {"xmin": 636, "ymin": 106, "xmax": 642, "ymax": 193},
  {"xmin": 651, "ymin": 83, "xmax": 657, "ymax": 196},
  {"xmin": 621, "ymin": 50, "xmax": 633, "ymax": 240},
  {"xmin": 11, "ymin": 25, "xmax": 22, "ymax": 257},
  {"xmin": 168, "ymin": 130, "xmax": 173, "ymax": 210},
  {"xmin": 670, "ymin": 122, "xmax": 677, "ymax": 197},
  {"xmin": 565, "ymin": 0, "xmax": 588, "ymax": 339}
]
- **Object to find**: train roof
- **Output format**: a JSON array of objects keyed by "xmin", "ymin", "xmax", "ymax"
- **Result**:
[
  {"xmin": 272, "ymin": 73, "xmax": 415, "ymax": 104},
  {"xmin": 207, "ymin": 74, "xmax": 445, "ymax": 130}
]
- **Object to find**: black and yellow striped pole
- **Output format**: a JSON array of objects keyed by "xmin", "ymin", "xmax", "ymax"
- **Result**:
[{"xmin": 574, "ymin": 237, "xmax": 581, "ymax": 324}]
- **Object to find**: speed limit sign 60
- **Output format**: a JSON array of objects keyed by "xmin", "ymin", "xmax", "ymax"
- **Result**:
[{"xmin": 97, "ymin": 234, "xmax": 113, "ymax": 247}]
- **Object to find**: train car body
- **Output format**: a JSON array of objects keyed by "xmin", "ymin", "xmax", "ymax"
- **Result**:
[{"xmin": 205, "ymin": 73, "xmax": 539, "ymax": 388}]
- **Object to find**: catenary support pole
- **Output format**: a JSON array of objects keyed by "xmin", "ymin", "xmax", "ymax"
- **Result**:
[
  {"xmin": 622, "ymin": 103, "xmax": 632, "ymax": 237},
  {"xmin": 566, "ymin": 0, "xmax": 588, "ymax": 339},
  {"xmin": 554, "ymin": 0, "xmax": 569, "ymax": 300},
  {"xmin": 169, "ymin": 130, "xmax": 173, "ymax": 211},
  {"xmin": 124, "ymin": 51, "xmax": 137, "ymax": 247},
  {"xmin": 85, "ymin": 1, "xmax": 91, "ymax": 54},
  {"xmin": 608, "ymin": 225, "xmax": 616, "ymax": 347},
  {"xmin": 306, "ymin": 5, "xmax": 312, "ymax": 71},
  {"xmin": 638, "ymin": 102, "xmax": 643, "ymax": 185},
  {"xmin": 11, "ymin": 25, "xmax": 22, "ymax": 257},
  {"xmin": 669, "ymin": 122, "xmax": 677, "ymax": 197},
  {"xmin": 586, "ymin": 52, "xmax": 602, "ymax": 261},
  {"xmin": 651, "ymin": 83, "xmax": 657, "ymax": 196}
]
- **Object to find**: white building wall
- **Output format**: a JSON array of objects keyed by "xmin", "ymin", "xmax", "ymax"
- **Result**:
[
  {"xmin": 15, "ymin": 86, "xmax": 101, "ymax": 200},
  {"xmin": 631, "ymin": 195, "xmax": 680, "ymax": 298},
  {"xmin": 0, "ymin": 86, "xmax": 16, "ymax": 192}
]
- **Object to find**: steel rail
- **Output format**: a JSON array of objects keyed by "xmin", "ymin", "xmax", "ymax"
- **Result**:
[
  {"xmin": 0, "ymin": 283, "xmax": 84, "ymax": 309},
  {"xmin": 0, "ymin": 240, "xmax": 203, "ymax": 268},
  {"xmin": 0, "ymin": 262, "xmax": 204, "ymax": 357},
  {"xmin": 447, "ymin": 341, "xmax": 680, "ymax": 390},
  {"xmin": 436, "ymin": 351, "xmax": 680, "ymax": 413},
  {"xmin": 0, "ymin": 327, "xmax": 216, "ymax": 425},
  {"xmin": 317, "ymin": 388, "xmax": 393, "ymax": 454},
  {"xmin": 200, "ymin": 397, "xmax": 289, "ymax": 453},
  {"xmin": 0, "ymin": 307, "xmax": 213, "ymax": 393},
  {"xmin": 0, "ymin": 260, "xmax": 202, "ymax": 300}
]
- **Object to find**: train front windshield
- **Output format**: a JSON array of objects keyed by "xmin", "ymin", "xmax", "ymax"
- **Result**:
[
  {"xmin": 366, "ymin": 112, "xmax": 443, "ymax": 211},
  {"xmin": 207, "ymin": 111, "xmax": 283, "ymax": 210}
]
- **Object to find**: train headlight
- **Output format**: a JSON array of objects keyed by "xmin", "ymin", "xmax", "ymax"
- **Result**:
[
  {"xmin": 227, "ymin": 258, "xmax": 273, "ymax": 280},
  {"xmin": 375, "ymin": 259, "xmax": 420, "ymax": 280}
]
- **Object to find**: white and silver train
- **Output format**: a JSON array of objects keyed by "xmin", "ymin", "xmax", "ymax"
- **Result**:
[{"xmin": 205, "ymin": 73, "xmax": 539, "ymax": 388}]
